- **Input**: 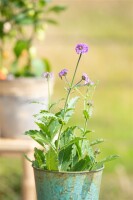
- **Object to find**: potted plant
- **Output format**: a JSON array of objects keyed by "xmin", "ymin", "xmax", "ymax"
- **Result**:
[
  {"xmin": 25, "ymin": 43, "xmax": 118, "ymax": 200},
  {"xmin": 0, "ymin": 0, "xmax": 66, "ymax": 138}
]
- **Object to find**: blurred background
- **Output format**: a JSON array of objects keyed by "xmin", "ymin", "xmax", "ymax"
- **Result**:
[{"xmin": 0, "ymin": 0, "xmax": 132, "ymax": 199}]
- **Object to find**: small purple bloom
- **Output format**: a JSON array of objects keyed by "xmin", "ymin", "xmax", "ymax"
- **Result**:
[
  {"xmin": 82, "ymin": 73, "xmax": 94, "ymax": 85},
  {"xmin": 82, "ymin": 73, "xmax": 90, "ymax": 84},
  {"xmin": 42, "ymin": 72, "xmax": 53, "ymax": 79},
  {"xmin": 59, "ymin": 69, "xmax": 68, "ymax": 79},
  {"xmin": 75, "ymin": 43, "xmax": 89, "ymax": 54}
]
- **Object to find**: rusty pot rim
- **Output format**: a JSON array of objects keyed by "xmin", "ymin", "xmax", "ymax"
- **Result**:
[{"xmin": 33, "ymin": 165, "xmax": 104, "ymax": 174}]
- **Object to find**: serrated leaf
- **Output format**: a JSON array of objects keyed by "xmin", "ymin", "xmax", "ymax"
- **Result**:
[
  {"xmin": 71, "ymin": 155, "xmax": 93, "ymax": 171},
  {"xmin": 90, "ymin": 139, "xmax": 104, "ymax": 146},
  {"xmin": 60, "ymin": 137, "xmax": 86, "ymax": 151},
  {"xmin": 34, "ymin": 147, "xmax": 46, "ymax": 169},
  {"xmin": 67, "ymin": 96, "xmax": 79, "ymax": 109},
  {"xmin": 59, "ymin": 144, "xmax": 73, "ymax": 171},
  {"xmin": 99, "ymin": 155, "xmax": 119, "ymax": 164},
  {"xmin": 34, "ymin": 111, "xmax": 57, "ymax": 121},
  {"xmin": 59, "ymin": 126, "xmax": 76, "ymax": 149},
  {"xmin": 61, "ymin": 96, "xmax": 79, "ymax": 123},
  {"xmin": 77, "ymin": 140, "xmax": 95, "ymax": 166},
  {"xmin": 45, "ymin": 147, "xmax": 58, "ymax": 170},
  {"xmin": 48, "ymin": 119, "xmax": 60, "ymax": 140},
  {"xmin": 25, "ymin": 130, "xmax": 52, "ymax": 148},
  {"xmin": 35, "ymin": 122, "xmax": 51, "ymax": 138}
]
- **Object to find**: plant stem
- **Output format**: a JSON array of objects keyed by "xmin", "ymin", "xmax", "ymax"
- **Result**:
[
  {"xmin": 63, "ymin": 53, "xmax": 82, "ymax": 112},
  {"xmin": 47, "ymin": 77, "xmax": 50, "ymax": 111},
  {"xmin": 57, "ymin": 53, "xmax": 82, "ymax": 153}
]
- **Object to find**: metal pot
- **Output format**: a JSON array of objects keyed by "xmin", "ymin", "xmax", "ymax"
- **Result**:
[
  {"xmin": 0, "ymin": 78, "xmax": 53, "ymax": 138},
  {"xmin": 33, "ymin": 167, "xmax": 104, "ymax": 200}
]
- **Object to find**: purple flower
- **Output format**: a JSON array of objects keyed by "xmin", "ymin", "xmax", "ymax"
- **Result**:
[
  {"xmin": 75, "ymin": 43, "xmax": 89, "ymax": 54},
  {"xmin": 42, "ymin": 72, "xmax": 53, "ymax": 79},
  {"xmin": 82, "ymin": 73, "xmax": 94, "ymax": 85},
  {"xmin": 82, "ymin": 73, "xmax": 90, "ymax": 84},
  {"xmin": 59, "ymin": 69, "xmax": 68, "ymax": 79}
]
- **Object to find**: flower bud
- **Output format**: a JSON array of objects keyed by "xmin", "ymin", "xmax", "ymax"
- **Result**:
[{"xmin": 59, "ymin": 69, "xmax": 68, "ymax": 79}]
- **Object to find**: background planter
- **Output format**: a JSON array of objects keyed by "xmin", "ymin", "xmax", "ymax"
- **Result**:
[
  {"xmin": 0, "ymin": 78, "xmax": 53, "ymax": 138},
  {"xmin": 34, "ymin": 167, "xmax": 103, "ymax": 200}
]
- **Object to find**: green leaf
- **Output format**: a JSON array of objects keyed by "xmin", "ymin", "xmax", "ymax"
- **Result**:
[
  {"xmin": 76, "ymin": 140, "xmax": 95, "ymax": 166},
  {"xmin": 35, "ymin": 122, "xmax": 51, "ymax": 138},
  {"xmin": 48, "ymin": 119, "xmax": 60, "ymax": 140},
  {"xmin": 0, "ymin": 22, "xmax": 4, "ymax": 38},
  {"xmin": 13, "ymin": 12, "xmax": 35, "ymax": 25},
  {"xmin": 45, "ymin": 18, "xmax": 58, "ymax": 24},
  {"xmin": 59, "ymin": 126, "xmax": 76, "ymax": 149},
  {"xmin": 55, "ymin": 109, "xmax": 66, "ymax": 124},
  {"xmin": 31, "ymin": 58, "xmax": 45, "ymax": 77},
  {"xmin": 25, "ymin": 130, "xmax": 52, "ymax": 148},
  {"xmin": 99, "ymin": 155, "xmax": 119, "ymax": 165},
  {"xmin": 45, "ymin": 147, "xmax": 58, "ymax": 170},
  {"xmin": 24, "ymin": 154, "xmax": 33, "ymax": 163},
  {"xmin": 83, "ymin": 107, "xmax": 93, "ymax": 120},
  {"xmin": 34, "ymin": 147, "xmax": 46, "ymax": 169},
  {"xmin": 31, "ymin": 58, "xmax": 51, "ymax": 76},
  {"xmin": 42, "ymin": 58, "xmax": 51, "ymax": 72},
  {"xmin": 67, "ymin": 96, "xmax": 79, "ymax": 109},
  {"xmin": 60, "ymin": 137, "xmax": 86, "ymax": 151},
  {"xmin": 90, "ymin": 139, "xmax": 104, "ymax": 146},
  {"xmin": 14, "ymin": 40, "xmax": 29, "ymax": 58},
  {"xmin": 71, "ymin": 155, "xmax": 93, "ymax": 171},
  {"xmin": 59, "ymin": 144, "xmax": 73, "ymax": 171},
  {"xmin": 83, "ymin": 110, "xmax": 89, "ymax": 120},
  {"xmin": 48, "ymin": 5, "xmax": 67, "ymax": 13},
  {"xmin": 83, "ymin": 130, "xmax": 92, "ymax": 136},
  {"xmin": 34, "ymin": 111, "xmax": 57, "ymax": 121},
  {"xmin": 62, "ymin": 96, "xmax": 79, "ymax": 123}
]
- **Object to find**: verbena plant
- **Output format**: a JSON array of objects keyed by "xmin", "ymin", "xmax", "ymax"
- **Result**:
[{"xmin": 25, "ymin": 43, "xmax": 118, "ymax": 172}]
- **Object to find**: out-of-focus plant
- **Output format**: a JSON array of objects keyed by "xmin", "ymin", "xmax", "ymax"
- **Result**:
[{"xmin": 0, "ymin": 0, "xmax": 66, "ymax": 78}]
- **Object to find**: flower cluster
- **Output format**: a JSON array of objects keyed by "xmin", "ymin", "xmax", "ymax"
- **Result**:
[{"xmin": 25, "ymin": 43, "xmax": 118, "ymax": 172}]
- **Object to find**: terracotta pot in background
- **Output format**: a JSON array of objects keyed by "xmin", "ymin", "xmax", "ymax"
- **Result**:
[{"xmin": 0, "ymin": 78, "xmax": 53, "ymax": 139}]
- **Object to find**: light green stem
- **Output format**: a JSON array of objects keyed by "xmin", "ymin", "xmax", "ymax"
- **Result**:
[
  {"xmin": 47, "ymin": 77, "xmax": 50, "ymax": 111},
  {"xmin": 57, "ymin": 53, "xmax": 82, "ymax": 152}
]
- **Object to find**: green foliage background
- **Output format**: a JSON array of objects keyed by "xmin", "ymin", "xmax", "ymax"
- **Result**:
[{"xmin": 0, "ymin": 0, "xmax": 132, "ymax": 199}]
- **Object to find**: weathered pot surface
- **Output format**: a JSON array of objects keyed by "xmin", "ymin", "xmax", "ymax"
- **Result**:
[
  {"xmin": 33, "ymin": 166, "xmax": 104, "ymax": 200},
  {"xmin": 0, "ymin": 78, "xmax": 53, "ymax": 138}
]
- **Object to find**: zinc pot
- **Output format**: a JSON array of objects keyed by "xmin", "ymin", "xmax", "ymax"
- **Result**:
[
  {"xmin": 33, "ymin": 167, "xmax": 104, "ymax": 200},
  {"xmin": 0, "ymin": 78, "xmax": 53, "ymax": 138}
]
